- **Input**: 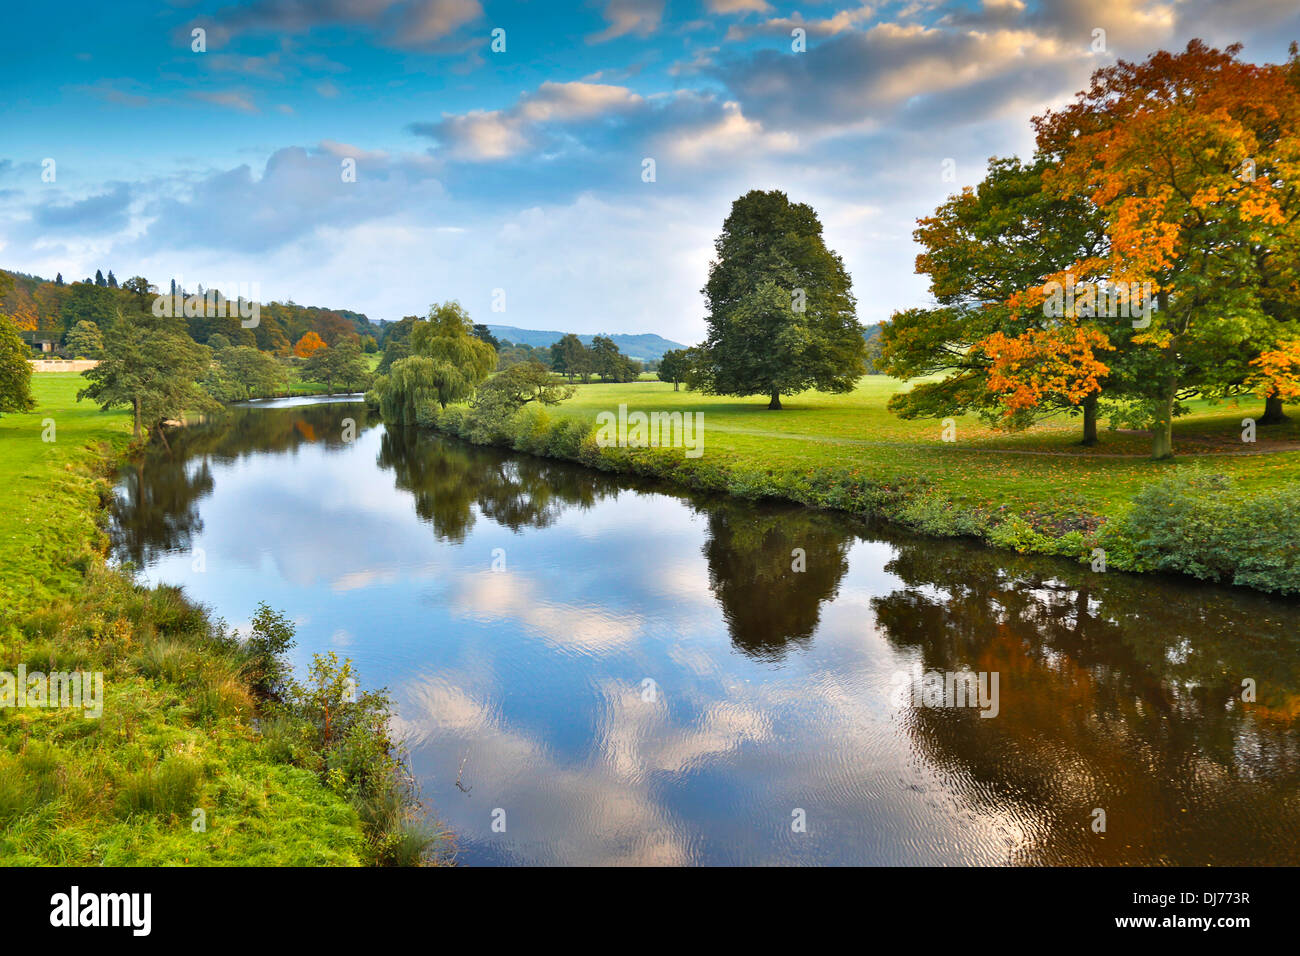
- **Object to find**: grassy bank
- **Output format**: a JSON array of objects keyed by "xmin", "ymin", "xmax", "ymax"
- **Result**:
[
  {"xmin": 0, "ymin": 374, "xmax": 441, "ymax": 865},
  {"xmin": 395, "ymin": 375, "xmax": 1300, "ymax": 596}
]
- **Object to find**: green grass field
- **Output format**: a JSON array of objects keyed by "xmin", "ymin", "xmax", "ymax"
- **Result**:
[
  {"xmin": 549, "ymin": 376, "xmax": 1300, "ymax": 516},
  {"xmin": 0, "ymin": 373, "xmax": 367, "ymax": 865}
]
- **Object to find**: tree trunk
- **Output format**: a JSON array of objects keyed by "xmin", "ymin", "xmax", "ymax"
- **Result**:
[
  {"xmin": 1151, "ymin": 383, "xmax": 1176, "ymax": 460},
  {"xmin": 1260, "ymin": 392, "xmax": 1288, "ymax": 425},
  {"xmin": 1080, "ymin": 394, "xmax": 1099, "ymax": 446},
  {"xmin": 768, "ymin": 391, "xmax": 782, "ymax": 410},
  {"xmin": 673, "ymin": 379, "xmax": 679, "ymax": 391},
  {"xmin": 132, "ymin": 396, "xmax": 141, "ymax": 439}
]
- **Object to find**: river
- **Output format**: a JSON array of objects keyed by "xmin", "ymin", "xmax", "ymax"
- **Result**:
[{"xmin": 110, "ymin": 397, "xmax": 1300, "ymax": 865}]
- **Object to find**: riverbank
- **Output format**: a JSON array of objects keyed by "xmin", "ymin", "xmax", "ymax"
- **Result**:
[
  {"xmin": 385, "ymin": 376, "xmax": 1300, "ymax": 596},
  {"xmin": 0, "ymin": 374, "xmax": 443, "ymax": 865}
]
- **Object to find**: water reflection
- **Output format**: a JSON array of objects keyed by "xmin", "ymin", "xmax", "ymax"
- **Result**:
[
  {"xmin": 112, "ymin": 400, "xmax": 1300, "ymax": 865},
  {"xmin": 700, "ymin": 502, "xmax": 852, "ymax": 660},
  {"xmin": 377, "ymin": 427, "xmax": 624, "ymax": 542}
]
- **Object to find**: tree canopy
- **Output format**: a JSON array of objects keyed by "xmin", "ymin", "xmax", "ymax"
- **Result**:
[{"xmin": 692, "ymin": 189, "xmax": 867, "ymax": 409}]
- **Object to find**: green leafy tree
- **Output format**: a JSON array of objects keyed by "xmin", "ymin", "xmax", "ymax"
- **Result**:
[
  {"xmin": 64, "ymin": 320, "xmax": 104, "ymax": 358},
  {"xmin": 303, "ymin": 339, "xmax": 371, "ymax": 394},
  {"xmin": 121, "ymin": 276, "xmax": 154, "ymax": 306},
  {"xmin": 694, "ymin": 189, "xmax": 866, "ymax": 409},
  {"xmin": 206, "ymin": 345, "xmax": 286, "ymax": 402},
  {"xmin": 475, "ymin": 361, "xmax": 574, "ymax": 410},
  {"xmin": 407, "ymin": 301, "xmax": 496, "ymax": 404},
  {"xmin": 376, "ymin": 337, "xmax": 411, "ymax": 374},
  {"xmin": 471, "ymin": 323, "xmax": 501, "ymax": 351},
  {"xmin": 79, "ymin": 311, "xmax": 217, "ymax": 443},
  {"xmin": 60, "ymin": 281, "xmax": 117, "ymax": 332},
  {"xmin": 549, "ymin": 333, "xmax": 591, "ymax": 383},
  {"xmin": 0, "ymin": 273, "xmax": 35, "ymax": 417},
  {"xmin": 657, "ymin": 348, "xmax": 690, "ymax": 390},
  {"xmin": 372, "ymin": 302, "xmax": 496, "ymax": 424}
]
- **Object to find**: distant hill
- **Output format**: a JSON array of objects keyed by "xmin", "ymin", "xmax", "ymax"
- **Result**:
[{"xmin": 484, "ymin": 325, "xmax": 686, "ymax": 362}]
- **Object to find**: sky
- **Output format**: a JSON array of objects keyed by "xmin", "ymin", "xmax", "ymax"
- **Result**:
[{"xmin": 2, "ymin": 0, "xmax": 1299, "ymax": 342}]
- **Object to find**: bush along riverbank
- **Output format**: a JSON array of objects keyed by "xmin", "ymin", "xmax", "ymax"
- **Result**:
[
  {"xmin": 382, "ymin": 394, "xmax": 1300, "ymax": 598},
  {"xmin": 0, "ymin": 377, "xmax": 446, "ymax": 865}
]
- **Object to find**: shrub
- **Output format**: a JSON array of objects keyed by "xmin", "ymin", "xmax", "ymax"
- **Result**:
[
  {"xmin": 271, "ymin": 651, "xmax": 448, "ymax": 865},
  {"xmin": 238, "ymin": 602, "xmax": 295, "ymax": 700},
  {"xmin": 897, "ymin": 491, "xmax": 989, "ymax": 538},
  {"xmin": 1116, "ymin": 471, "xmax": 1300, "ymax": 594}
]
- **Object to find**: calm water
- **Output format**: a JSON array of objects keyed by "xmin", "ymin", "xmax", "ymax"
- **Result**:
[{"xmin": 111, "ymin": 398, "xmax": 1300, "ymax": 865}]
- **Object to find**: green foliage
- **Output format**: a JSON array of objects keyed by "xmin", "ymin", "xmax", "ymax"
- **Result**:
[
  {"xmin": 271, "ymin": 651, "xmax": 446, "ymax": 866},
  {"xmin": 880, "ymin": 156, "xmax": 1111, "ymax": 434},
  {"xmin": 657, "ymin": 348, "xmax": 690, "ymax": 389},
  {"xmin": 476, "ymin": 361, "xmax": 574, "ymax": 411},
  {"xmin": 79, "ymin": 311, "xmax": 218, "ymax": 438},
  {"xmin": 896, "ymin": 491, "xmax": 990, "ymax": 538},
  {"xmin": 0, "ymin": 317, "xmax": 36, "ymax": 417},
  {"xmin": 1111, "ymin": 472, "xmax": 1300, "ymax": 594},
  {"xmin": 694, "ymin": 189, "xmax": 866, "ymax": 407},
  {"xmin": 302, "ymin": 338, "xmax": 370, "ymax": 394},
  {"xmin": 64, "ymin": 320, "xmax": 104, "ymax": 358},
  {"xmin": 371, "ymin": 302, "xmax": 496, "ymax": 422},
  {"xmin": 588, "ymin": 335, "xmax": 640, "ymax": 382},
  {"xmin": 60, "ymin": 282, "xmax": 118, "ymax": 331},
  {"xmin": 0, "ymin": 376, "xmax": 442, "ymax": 864},
  {"xmin": 549, "ymin": 332, "xmax": 591, "ymax": 382},
  {"xmin": 376, "ymin": 337, "xmax": 411, "ymax": 374},
  {"xmin": 205, "ymin": 345, "xmax": 286, "ymax": 402},
  {"xmin": 238, "ymin": 602, "xmax": 296, "ymax": 699}
]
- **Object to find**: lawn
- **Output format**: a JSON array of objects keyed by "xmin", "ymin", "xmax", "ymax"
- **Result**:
[
  {"xmin": 0, "ymin": 373, "xmax": 368, "ymax": 865},
  {"xmin": 0, "ymin": 373, "xmax": 130, "ymax": 613},
  {"xmin": 547, "ymin": 376, "xmax": 1300, "ymax": 516}
]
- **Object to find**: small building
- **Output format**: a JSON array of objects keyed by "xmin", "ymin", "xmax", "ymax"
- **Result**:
[{"xmin": 20, "ymin": 330, "xmax": 57, "ymax": 353}]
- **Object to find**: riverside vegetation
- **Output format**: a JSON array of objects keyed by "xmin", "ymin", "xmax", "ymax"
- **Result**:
[
  {"xmin": 368, "ymin": 373, "xmax": 1300, "ymax": 597},
  {"xmin": 0, "ymin": 374, "xmax": 446, "ymax": 865}
]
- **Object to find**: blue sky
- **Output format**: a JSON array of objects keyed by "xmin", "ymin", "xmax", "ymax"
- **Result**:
[{"xmin": 2, "ymin": 0, "xmax": 1299, "ymax": 342}]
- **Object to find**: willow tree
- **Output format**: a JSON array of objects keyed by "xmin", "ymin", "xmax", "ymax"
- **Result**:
[
  {"xmin": 372, "ymin": 301, "xmax": 496, "ymax": 425},
  {"xmin": 693, "ymin": 190, "xmax": 865, "ymax": 409}
]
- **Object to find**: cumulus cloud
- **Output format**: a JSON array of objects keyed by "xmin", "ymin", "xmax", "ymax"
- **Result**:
[
  {"xmin": 409, "ymin": 80, "xmax": 793, "ymax": 169},
  {"xmin": 31, "ymin": 183, "xmax": 134, "ymax": 234},
  {"xmin": 130, "ymin": 144, "xmax": 441, "ymax": 254}
]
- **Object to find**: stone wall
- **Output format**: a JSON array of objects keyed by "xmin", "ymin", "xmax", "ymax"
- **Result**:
[{"xmin": 28, "ymin": 359, "xmax": 100, "ymax": 372}]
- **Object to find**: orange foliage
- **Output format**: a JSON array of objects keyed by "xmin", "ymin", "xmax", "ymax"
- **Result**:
[
  {"xmin": 1249, "ymin": 340, "xmax": 1300, "ymax": 401},
  {"xmin": 976, "ymin": 325, "xmax": 1115, "ymax": 414},
  {"xmin": 293, "ymin": 331, "xmax": 327, "ymax": 358}
]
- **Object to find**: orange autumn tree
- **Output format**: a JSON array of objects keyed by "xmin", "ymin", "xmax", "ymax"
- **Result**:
[
  {"xmin": 880, "ymin": 156, "xmax": 1112, "ymax": 443},
  {"xmin": 976, "ymin": 323, "xmax": 1114, "ymax": 417},
  {"xmin": 293, "ymin": 330, "xmax": 327, "ymax": 358},
  {"xmin": 1250, "ymin": 340, "xmax": 1300, "ymax": 402},
  {"xmin": 1026, "ymin": 40, "xmax": 1300, "ymax": 459}
]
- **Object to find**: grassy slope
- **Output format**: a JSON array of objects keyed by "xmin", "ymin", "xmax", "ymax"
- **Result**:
[
  {"xmin": 549, "ymin": 376, "xmax": 1300, "ymax": 517},
  {"xmin": 0, "ymin": 373, "xmax": 366, "ymax": 865}
]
